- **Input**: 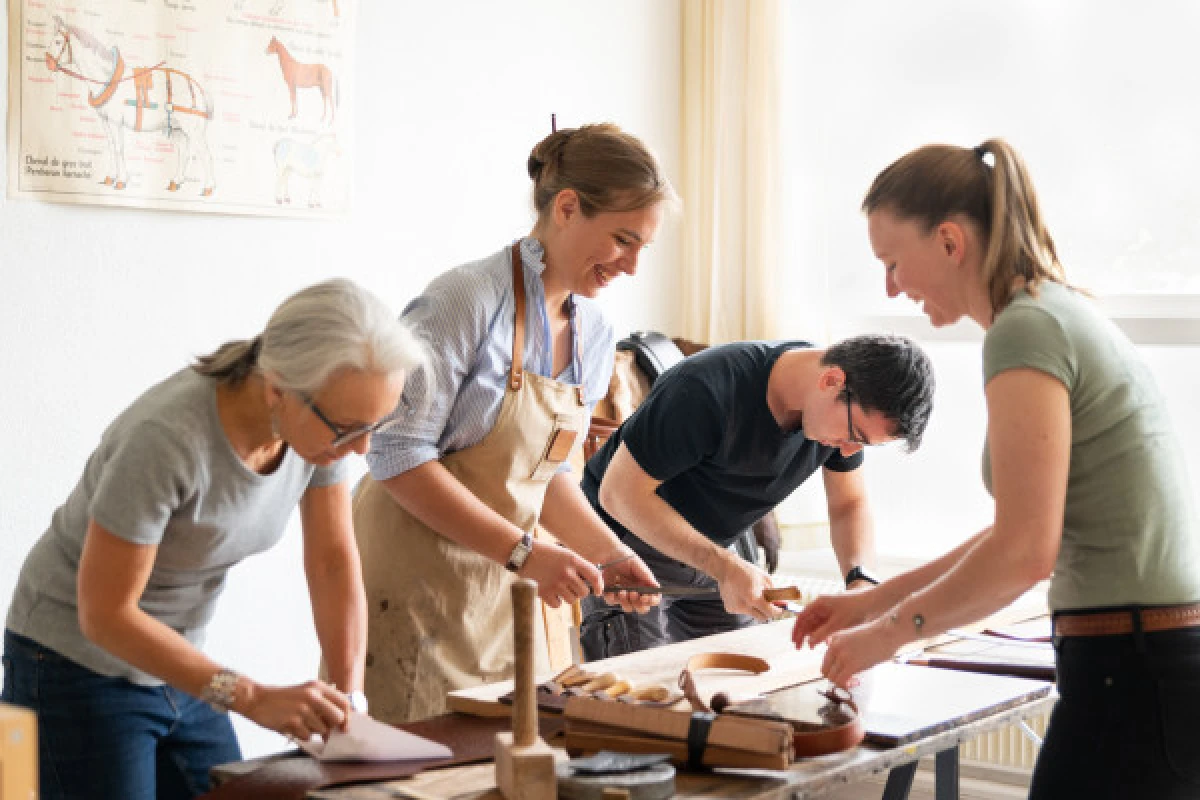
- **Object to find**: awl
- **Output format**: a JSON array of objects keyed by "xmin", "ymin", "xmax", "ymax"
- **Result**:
[{"xmin": 606, "ymin": 585, "xmax": 802, "ymax": 603}]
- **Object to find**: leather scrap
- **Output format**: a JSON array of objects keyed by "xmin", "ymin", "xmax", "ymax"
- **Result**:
[{"xmin": 200, "ymin": 713, "xmax": 565, "ymax": 800}]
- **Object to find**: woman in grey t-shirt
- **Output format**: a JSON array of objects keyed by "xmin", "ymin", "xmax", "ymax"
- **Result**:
[
  {"xmin": 793, "ymin": 140, "xmax": 1200, "ymax": 798},
  {"xmin": 2, "ymin": 279, "xmax": 424, "ymax": 800}
]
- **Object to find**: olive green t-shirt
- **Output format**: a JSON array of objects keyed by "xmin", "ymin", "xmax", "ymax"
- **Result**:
[{"xmin": 982, "ymin": 282, "xmax": 1200, "ymax": 612}]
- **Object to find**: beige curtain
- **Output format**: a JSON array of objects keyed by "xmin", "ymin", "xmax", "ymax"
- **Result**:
[{"xmin": 680, "ymin": 0, "xmax": 782, "ymax": 344}]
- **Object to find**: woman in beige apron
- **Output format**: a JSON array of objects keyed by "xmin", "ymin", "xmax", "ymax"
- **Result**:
[{"xmin": 355, "ymin": 123, "xmax": 674, "ymax": 723}]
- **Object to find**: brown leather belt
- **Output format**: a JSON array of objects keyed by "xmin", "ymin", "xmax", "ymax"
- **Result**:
[{"xmin": 1053, "ymin": 602, "xmax": 1200, "ymax": 637}]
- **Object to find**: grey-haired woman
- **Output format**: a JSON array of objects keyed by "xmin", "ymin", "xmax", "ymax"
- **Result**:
[{"xmin": 1, "ymin": 278, "xmax": 425, "ymax": 800}]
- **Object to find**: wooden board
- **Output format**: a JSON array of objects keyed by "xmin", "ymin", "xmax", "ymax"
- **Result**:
[{"xmin": 448, "ymin": 619, "xmax": 824, "ymax": 717}]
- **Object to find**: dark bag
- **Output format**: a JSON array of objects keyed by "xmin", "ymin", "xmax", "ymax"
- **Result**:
[{"xmin": 616, "ymin": 330, "xmax": 686, "ymax": 380}]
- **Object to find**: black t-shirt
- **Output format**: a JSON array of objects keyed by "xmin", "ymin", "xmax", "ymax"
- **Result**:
[{"xmin": 581, "ymin": 341, "xmax": 864, "ymax": 547}]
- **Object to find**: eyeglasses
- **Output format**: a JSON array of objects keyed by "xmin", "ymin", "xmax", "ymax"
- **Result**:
[
  {"xmin": 844, "ymin": 390, "xmax": 872, "ymax": 447},
  {"xmin": 295, "ymin": 391, "xmax": 393, "ymax": 448}
]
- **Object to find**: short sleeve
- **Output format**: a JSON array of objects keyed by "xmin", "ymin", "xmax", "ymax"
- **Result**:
[
  {"xmin": 984, "ymin": 300, "xmax": 1075, "ymax": 391},
  {"xmin": 308, "ymin": 458, "xmax": 350, "ymax": 488},
  {"xmin": 822, "ymin": 448, "xmax": 865, "ymax": 473},
  {"xmin": 366, "ymin": 268, "xmax": 502, "ymax": 480},
  {"xmin": 89, "ymin": 421, "xmax": 195, "ymax": 546},
  {"xmin": 621, "ymin": 375, "xmax": 725, "ymax": 482}
]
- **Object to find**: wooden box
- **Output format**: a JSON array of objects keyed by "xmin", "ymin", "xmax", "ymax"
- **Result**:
[{"xmin": 0, "ymin": 703, "xmax": 37, "ymax": 800}]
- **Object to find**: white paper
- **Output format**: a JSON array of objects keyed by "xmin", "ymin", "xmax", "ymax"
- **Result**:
[{"xmin": 298, "ymin": 712, "xmax": 454, "ymax": 763}]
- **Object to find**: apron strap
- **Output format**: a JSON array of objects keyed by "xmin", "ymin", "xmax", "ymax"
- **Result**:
[
  {"xmin": 509, "ymin": 240, "xmax": 587, "ymax": 405},
  {"xmin": 510, "ymin": 242, "xmax": 526, "ymax": 391}
]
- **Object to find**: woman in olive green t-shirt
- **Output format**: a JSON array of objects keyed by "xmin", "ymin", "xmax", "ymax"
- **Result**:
[{"xmin": 793, "ymin": 139, "xmax": 1200, "ymax": 798}]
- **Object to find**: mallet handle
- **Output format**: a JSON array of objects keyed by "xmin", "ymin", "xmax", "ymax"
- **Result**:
[{"xmin": 512, "ymin": 578, "xmax": 538, "ymax": 747}]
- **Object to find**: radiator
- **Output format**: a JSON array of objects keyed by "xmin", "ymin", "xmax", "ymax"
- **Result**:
[{"xmin": 961, "ymin": 712, "xmax": 1047, "ymax": 769}]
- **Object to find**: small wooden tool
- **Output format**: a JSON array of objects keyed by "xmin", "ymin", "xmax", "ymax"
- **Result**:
[{"xmin": 495, "ymin": 579, "xmax": 557, "ymax": 800}]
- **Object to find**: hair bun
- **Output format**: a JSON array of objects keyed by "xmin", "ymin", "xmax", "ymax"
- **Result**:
[{"xmin": 526, "ymin": 154, "xmax": 545, "ymax": 181}]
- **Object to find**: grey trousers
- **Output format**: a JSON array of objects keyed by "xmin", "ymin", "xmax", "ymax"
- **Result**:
[{"xmin": 580, "ymin": 531, "xmax": 758, "ymax": 661}]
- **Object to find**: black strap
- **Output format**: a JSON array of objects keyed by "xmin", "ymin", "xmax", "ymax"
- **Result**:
[
  {"xmin": 616, "ymin": 331, "xmax": 686, "ymax": 383},
  {"xmin": 686, "ymin": 711, "xmax": 717, "ymax": 770}
]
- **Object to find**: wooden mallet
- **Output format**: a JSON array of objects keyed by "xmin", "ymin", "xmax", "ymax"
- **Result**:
[{"xmin": 494, "ymin": 578, "xmax": 556, "ymax": 800}]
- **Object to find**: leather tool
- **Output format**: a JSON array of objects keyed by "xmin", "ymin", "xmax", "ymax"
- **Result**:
[
  {"xmin": 494, "ymin": 579, "xmax": 556, "ymax": 800},
  {"xmin": 557, "ymin": 752, "xmax": 675, "ymax": 800},
  {"xmin": 606, "ymin": 585, "xmax": 802, "ymax": 603}
]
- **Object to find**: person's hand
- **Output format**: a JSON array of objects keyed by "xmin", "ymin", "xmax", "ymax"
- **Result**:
[
  {"xmin": 791, "ymin": 589, "xmax": 877, "ymax": 649},
  {"xmin": 239, "ymin": 679, "xmax": 351, "ymax": 741},
  {"xmin": 820, "ymin": 615, "xmax": 907, "ymax": 688},
  {"xmin": 600, "ymin": 550, "xmax": 661, "ymax": 613},
  {"xmin": 520, "ymin": 540, "xmax": 602, "ymax": 607},
  {"xmin": 715, "ymin": 557, "xmax": 782, "ymax": 621}
]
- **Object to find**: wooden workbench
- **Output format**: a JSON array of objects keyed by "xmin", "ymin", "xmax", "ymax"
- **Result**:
[{"xmin": 210, "ymin": 691, "xmax": 1053, "ymax": 799}]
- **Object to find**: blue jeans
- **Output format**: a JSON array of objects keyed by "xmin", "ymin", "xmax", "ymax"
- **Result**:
[
  {"xmin": 1, "ymin": 630, "xmax": 242, "ymax": 800},
  {"xmin": 1029, "ymin": 622, "xmax": 1200, "ymax": 799}
]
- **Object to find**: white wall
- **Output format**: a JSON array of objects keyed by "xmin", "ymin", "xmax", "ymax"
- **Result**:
[
  {"xmin": 774, "ymin": 0, "xmax": 1200, "ymax": 559},
  {"xmin": 0, "ymin": 1, "xmax": 682, "ymax": 757}
]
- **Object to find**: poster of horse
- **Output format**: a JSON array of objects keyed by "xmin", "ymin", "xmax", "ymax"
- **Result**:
[{"xmin": 7, "ymin": 0, "xmax": 356, "ymax": 217}]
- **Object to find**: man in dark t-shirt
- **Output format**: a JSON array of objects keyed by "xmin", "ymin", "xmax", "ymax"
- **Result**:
[{"xmin": 580, "ymin": 334, "xmax": 934, "ymax": 659}]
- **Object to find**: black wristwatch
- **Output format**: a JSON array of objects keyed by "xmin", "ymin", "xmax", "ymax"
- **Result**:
[{"xmin": 844, "ymin": 565, "xmax": 880, "ymax": 588}]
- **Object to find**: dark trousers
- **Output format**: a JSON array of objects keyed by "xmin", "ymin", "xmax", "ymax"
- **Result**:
[
  {"xmin": 580, "ymin": 533, "xmax": 757, "ymax": 661},
  {"xmin": 2, "ymin": 629, "xmax": 242, "ymax": 800},
  {"xmin": 1029, "ymin": 623, "xmax": 1200, "ymax": 799}
]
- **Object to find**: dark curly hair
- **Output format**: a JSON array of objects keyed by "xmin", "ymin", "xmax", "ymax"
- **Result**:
[{"xmin": 821, "ymin": 334, "xmax": 934, "ymax": 452}]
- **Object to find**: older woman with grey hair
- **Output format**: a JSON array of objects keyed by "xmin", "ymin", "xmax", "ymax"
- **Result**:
[{"xmin": 1, "ymin": 278, "xmax": 425, "ymax": 800}]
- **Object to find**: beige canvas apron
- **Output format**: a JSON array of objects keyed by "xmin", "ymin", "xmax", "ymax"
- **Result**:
[{"xmin": 354, "ymin": 242, "xmax": 588, "ymax": 724}]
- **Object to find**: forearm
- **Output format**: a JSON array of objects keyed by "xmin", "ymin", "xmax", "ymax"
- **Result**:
[
  {"xmin": 379, "ymin": 460, "xmax": 524, "ymax": 564},
  {"xmin": 539, "ymin": 471, "xmax": 629, "ymax": 563},
  {"xmin": 870, "ymin": 527, "xmax": 991, "ymax": 610},
  {"xmin": 885, "ymin": 526, "xmax": 1041, "ymax": 643},
  {"xmin": 601, "ymin": 479, "xmax": 733, "ymax": 580},
  {"xmin": 80, "ymin": 606, "xmax": 229, "ymax": 699},
  {"xmin": 306, "ymin": 556, "xmax": 366, "ymax": 692},
  {"xmin": 827, "ymin": 503, "xmax": 876, "ymax": 578}
]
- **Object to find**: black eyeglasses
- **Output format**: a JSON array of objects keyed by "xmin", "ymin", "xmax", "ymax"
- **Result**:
[
  {"xmin": 295, "ymin": 391, "xmax": 392, "ymax": 448},
  {"xmin": 844, "ymin": 390, "xmax": 872, "ymax": 447}
]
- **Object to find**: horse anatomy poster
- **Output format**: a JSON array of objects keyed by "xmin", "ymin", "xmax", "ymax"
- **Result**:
[{"xmin": 7, "ymin": 0, "xmax": 353, "ymax": 217}]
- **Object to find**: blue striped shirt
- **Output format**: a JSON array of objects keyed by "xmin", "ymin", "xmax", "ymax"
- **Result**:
[{"xmin": 367, "ymin": 237, "xmax": 617, "ymax": 481}]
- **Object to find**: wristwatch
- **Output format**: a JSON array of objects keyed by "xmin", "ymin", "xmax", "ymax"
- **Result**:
[
  {"xmin": 505, "ymin": 532, "xmax": 534, "ymax": 573},
  {"xmin": 844, "ymin": 565, "xmax": 880, "ymax": 588},
  {"xmin": 201, "ymin": 668, "xmax": 240, "ymax": 713}
]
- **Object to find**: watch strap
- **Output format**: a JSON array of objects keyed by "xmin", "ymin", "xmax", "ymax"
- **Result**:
[
  {"xmin": 505, "ymin": 532, "xmax": 534, "ymax": 573},
  {"xmin": 202, "ymin": 668, "xmax": 241, "ymax": 713},
  {"xmin": 844, "ymin": 565, "xmax": 880, "ymax": 588}
]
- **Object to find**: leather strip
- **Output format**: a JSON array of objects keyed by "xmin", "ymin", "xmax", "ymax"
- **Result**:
[
  {"xmin": 686, "ymin": 711, "xmax": 716, "ymax": 770},
  {"xmin": 509, "ymin": 242, "xmax": 525, "ymax": 390},
  {"xmin": 789, "ymin": 687, "xmax": 865, "ymax": 758},
  {"xmin": 678, "ymin": 653, "xmax": 769, "ymax": 712},
  {"xmin": 1054, "ymin": 602, "xmax": 1200, "ymax": 637}
]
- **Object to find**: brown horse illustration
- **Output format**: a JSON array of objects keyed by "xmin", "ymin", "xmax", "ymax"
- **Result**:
[{"xmin": 265, "ymin": 36, "xmax": 336, "ymax": 123}]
